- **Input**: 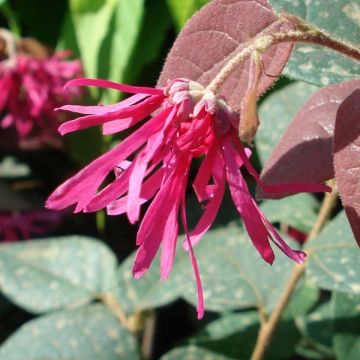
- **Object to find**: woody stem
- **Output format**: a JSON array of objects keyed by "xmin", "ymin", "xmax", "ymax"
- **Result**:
[{"xmin": 207, "ymin": 26, "xmax": 360, "ymax": 94}]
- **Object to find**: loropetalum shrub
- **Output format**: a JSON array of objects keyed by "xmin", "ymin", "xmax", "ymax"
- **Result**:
[{"xmin": 0, "ymin": 0, "xmax": 359, "ymax": 359}]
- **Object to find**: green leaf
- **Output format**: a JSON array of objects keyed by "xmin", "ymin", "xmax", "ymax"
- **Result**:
[
  {"xmin": 333, "ymin": 292, "xmax": 360, "ymax": 360},
  {"xmin": 99, "ymin": 0, "xmax": 145, "ymax": 103},
  {"xmin": 297, "ymin": 301, "xmax": 334, "ymax": 357},
  {"xmin": 268, "ymin": 0, "xmax": 360, "ymax": 86},
  {"xmin": 256, "ymin": 81, "xmax": 319, "ymax": 165},
  {"xmin": 150, "ymin": 224, "xmax": 297, "ymax": 314},
  {"xmin": 166, "ymin": 0, "xmax": 209, "ymax": 30},
  {"xmin": 69, "ymin": 0, "xmax": 116, "ymax": 80},
  {"xmin": 305, "ymin": 212, "xmax": 360, "ymax": 294},
  {"xmin": 283, "ymin": 280, "xmax": 320, "ymax": 319},
  {"xmin": 123, "ymin": 0, "xmax": 172, "ymax": 85},
  {"xmin": 0, "ymin": 236, "xmax": 117, "ymax": 314},
  {"xmin": 0, "ymin": 304, "xmax": 138, "ymax": 360},
  {"xmin": 161, "ymin": 346, "xmax": 232, "ymax": 360},
  {"xmin": 115, "ymin": 249, "xmax": 181, "ymax": 314},
  {"xmin": 261, "ymin": 194, "xmax": 319, "ymax": 233},
  {"xmin": 0, "ymin": 0, "xmax": 7, "ymax": 7},
  {"xmin": 190, "ymin": 311, "xmax": 300, "ymax": 359}
]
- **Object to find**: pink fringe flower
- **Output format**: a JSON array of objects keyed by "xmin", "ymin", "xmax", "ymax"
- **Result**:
[
  {"xmin": 46, "ymin": 78, "xmax": 330, "ymax": 319},
  {"xmin": 0, "ymin": 51, "xmax": 82, "ymax": 146}
]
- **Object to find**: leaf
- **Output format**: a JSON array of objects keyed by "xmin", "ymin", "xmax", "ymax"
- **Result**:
[
  {"xmin": 161, "ymin": 346, "xmax": 232, "ymax": 360},
  {"xmin": 334, "ymin": 89, "xmax": 360, "ymax": 246},
  {"xmin": 115, "ymin": 251, "xmax": 181, "ymax": 314},
  {"xmin": 191, "ymin": 311, "xmax": 300, "ymax": 359},
  {"xmin": 256, "ymin": 81, "xmax": 319, "ymax": 165},
  {"xmin": 260, "ymin": 194, "xmax": 319, "ymax": 233},
  {"xmin": 305, "ymin": 212, "xmax": 360, "ymax": 295},
  {"xmin": 166, "ymin": 0, "xmax": 209, "ymax": 30},
  {"xmin": 269, "ymin": 0, "xmax": 360, "ymax": 86},
  {"xmin": 153, "ymin": 224, "xmax": 297, "ymax": 314},
  {"xmin": 259, "ymin": 79, "xmax": 360, "ymax": 198},
  {"xmin": 297, "ymin": 301, "xmax": 334, "ymax": 357},
  {"xmin": 0, "ymin": 304, "xmax": 138, "ymax": 360},
  {"xmin": 69, "ymin": 0, "xmax": 116, "ymax": 79},
  {"xmin": 333, "ymin": 292, "xmax": 360, "ymax": 360},
  {"xmin": 122, "ymin": 0, "xmax": 172, "ymax": 85},
  {"xmin": 0, "ymin": 237, "xmax": 117, "ymax": 314},
  {"xmin": 158, "ymin": 0, "xmax": 294, "ymax": 111},
  {"xmin": 99, "ymin": 0, "xmax": 145, "ymax": 102}
]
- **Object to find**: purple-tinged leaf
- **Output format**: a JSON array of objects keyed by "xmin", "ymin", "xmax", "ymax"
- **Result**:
[
  {"xmin": 334, "ymin": 89, "xmax": 360, "ymax": 247},
  {"xmin": 158, "ymin": 0, "xmax": 293, "ymax": 111},
  {"xmin": 259, "ymin": 80, "xmax": 360, "ymax": 199}
]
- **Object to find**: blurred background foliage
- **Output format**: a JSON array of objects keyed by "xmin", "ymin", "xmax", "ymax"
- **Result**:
[{"xmin": 0, "ymin": 1, "xmax": 359, "ymax": 360}]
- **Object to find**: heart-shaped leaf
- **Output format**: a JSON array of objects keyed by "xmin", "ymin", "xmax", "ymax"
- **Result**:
[
  {"xmin": 0, "ymin": 237, "xmax": 117, "ymax": 314},
  {"xmin": 305, "ymin": 212, "xmax": 360, "ymax": 295},
  {"xmin": 158, "ymin": 0, "xmax": 294, "ymax": 111},
  {"xmin": 259, "ymin": 79, "xmax": 360, "ymax": 198},
  {"xmin": 0, "ymin": 305, "xmax": 138, "ymax": 360},
  {"xmin": 334, "ymin": 89, "xmax": 360, "ymax": 246},
  {"xmin": 269, "ymin": 0, "xmax": 360, "ymax": 86}
]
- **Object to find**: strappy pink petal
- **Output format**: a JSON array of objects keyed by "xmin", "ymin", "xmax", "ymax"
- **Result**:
[
  {"xmin": 58, "ymin": 93, "xmax": 148, "ymax": 115},
  {"xmin": 132, "ymin": 173, "xmax": 178, "ymax": 277},
  {"xmin": 127, "ymin": 106, "xmax": 177, "ymax": 223},
  {"xmin": 107, "ymin": 168, "xmax": 165, "ymax": 215},
  {"xmin": 259, "ymin": 210, "xmax": 307, "ymax": 264},
  {"xmin": 184, "ymin": 154, "xmax": 226, "ymax": 250},
  {"xmin": 181, "ymin": 195, "xmax": 204, "ymax": 320},
  {"xmin": 222, "ymin": 137, "xmax": 275, "ymax": 264},
  {"xmin": 160, "ymin": 201, "xmax": 180, "ymax": 281},
  {"xmin": 232, "ymin": 135, "xmax": 332, "ymax": 195},
  {"xmin": 46, "ymin": 114, "xmax": 164, "ymax": 212},
  {"xmin": 59, "ymin": 95, "xmax": 163, "ymax": 135},
  {"xmin": 65, "ymin": 78, "xmax": 164, "ymax": 96},
  {"xmin": 193, "ymin": 145, "xmax": 218, "ymax": 202}
]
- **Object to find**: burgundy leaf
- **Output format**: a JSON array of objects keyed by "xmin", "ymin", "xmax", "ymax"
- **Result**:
[
  {"xmin": 259, "ymin": 80, "xmax": 360, "ymax": 199},
  {"xmin": 334, "ymin": 89, "xmax": 360, "ymax": 247},
  {"xmin": 158, "ymin": 0, "xmax": 293, "ymax": 111}
]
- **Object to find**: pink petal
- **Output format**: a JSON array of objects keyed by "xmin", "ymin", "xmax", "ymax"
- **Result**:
[
  {"xmin": 59, "ymin": 95, "xmax": 163, "ymax": 135},
  {"xmin": 259, "ymin": 210, "xmax": 307, "ymax": 264},
  {"xmin": 65, "ymin": 78, "xmax": 164, "ymax": 96},
  {"xmin": 46, "ymin": 113, "xmax": 164, "ymax": 212},
  {"xmin": 127, "ymin": 106, "xmax": 177, "ymax": 223},
  {"xmin": 193, "ymin": 145, "xmax": 218, "ymax": 202},
  {"xmin": 58, "ymin": 93, "xmax": 148, "ymax": 115},
  {"xmin": 222, "ymin": 137, "xmax": 275, "ymax": 264},
  {"xmin": 107, "ymin": 167, "xmax": 165, "ymax": 215},
  {"xmin": 184, "ymin": 152, "xmax": 226, "ymax": 250},
  {"xmin": 181, "ymin": 195, "xmax": 204, "ymax": 320}
]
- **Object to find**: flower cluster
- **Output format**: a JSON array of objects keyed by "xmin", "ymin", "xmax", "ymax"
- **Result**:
[
  {"xmin": 0, "ymin": 31, "xmax": 82, "ymax": 147},
  {"xmin": 46, "ymin": 78, "xmax": 330, "ymax": 318}
]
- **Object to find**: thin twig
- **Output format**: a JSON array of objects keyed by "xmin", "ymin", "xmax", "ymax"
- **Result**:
[
  {"xmin": 99, "ymin": 293, "xmax": 138, "ymax": 333},
  {"xmin": 250, "ymin": 182, "xmax": 338, "ymax": 360}
]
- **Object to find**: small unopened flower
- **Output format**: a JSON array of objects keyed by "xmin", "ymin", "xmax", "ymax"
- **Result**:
[
  {"xmin": 46, "ymin": 78, "xmax": 330, "ymax": 318},
  {"xmin": 0, "ymin": 29, "xmax": 82, "ymax": 147}
]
